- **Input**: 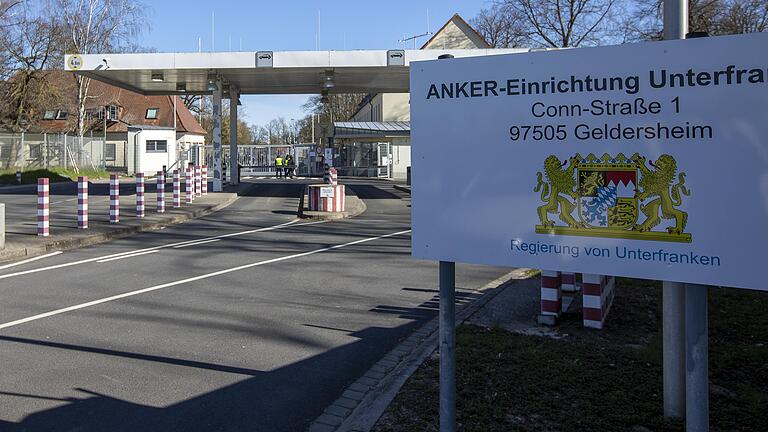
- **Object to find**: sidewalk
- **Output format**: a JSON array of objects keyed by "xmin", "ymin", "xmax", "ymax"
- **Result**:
[{"xmin": 0, "ymin": 180, "xmax": 251, "ymax": 263}]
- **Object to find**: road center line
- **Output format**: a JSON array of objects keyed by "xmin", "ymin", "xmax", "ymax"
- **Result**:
[
  {"xmin": 0, "ymin": 220, "xmax": 326, "ymax": 281},
  {"xmin": 172, "ymin": 239, "xmax": 221, "ymax": 248},
  {"xmin": 96, "ymin": 250, "xmax": 159, "ymax": 263},
  {"xmin": 0, "ymin": 229, "xmax": 412, "ymax": 331},
  {"xmin": 0, "ymin": 252, "xmax": 63, "ymax": 270}
]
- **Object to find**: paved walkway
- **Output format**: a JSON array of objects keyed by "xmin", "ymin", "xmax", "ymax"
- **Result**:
[{"xmin": 0, "ymin": 179, "xmax": 245, "ymax": 262}]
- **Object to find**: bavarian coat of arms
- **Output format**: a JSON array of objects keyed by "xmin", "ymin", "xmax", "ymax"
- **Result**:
[{"xmin": 534, "ymin": 153, "xmax": 691, "ymax": 242}]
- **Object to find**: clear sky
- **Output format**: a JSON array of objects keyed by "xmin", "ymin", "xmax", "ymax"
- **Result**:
[{"xmin": 139, "ymin": 0, "xmax": 489, "ymax": 126}]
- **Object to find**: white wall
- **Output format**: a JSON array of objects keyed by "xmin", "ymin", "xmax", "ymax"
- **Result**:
[
  {"xmin": 391, "ymin": 137, "xmax": 411, "ymax": 179},
  {"xmin": 382, "ymin": 94, "xmax": 410, "ymax": 121}
]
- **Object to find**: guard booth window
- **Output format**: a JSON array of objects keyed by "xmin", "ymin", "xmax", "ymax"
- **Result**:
[{"xmin": 146, "ymin": 140, "xmax": 167, "ymax": 152}]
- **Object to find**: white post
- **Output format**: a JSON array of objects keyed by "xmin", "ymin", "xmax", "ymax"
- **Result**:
[
  {"xmin": 662, "ymin": 0, "xmax": 688, "ymax": 421},
  {"xmin": 212, "ymin": 80, "xmax": 223, "ymax": 192},
  {"xmin": 230, "ymin": 86, "xmax": 239, "ymax": 185}
]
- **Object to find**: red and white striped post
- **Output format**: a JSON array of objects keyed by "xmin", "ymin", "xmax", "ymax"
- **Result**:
[
  {"xmin": 195, "ymin": 165, "xmax": 202, "ymax": 198},
  {"xmin": 135, "ymin": 172, "xmax": 145, "ymax": 218},
  {"xmin": 37, "ymin": 178, "xmax": 49, "ymax": 236},
  {"xmin": 77, "ymin": 176, "xmax": 88, "ymax": 229},
  {"xmin": 109, "ymin": 174, "xmax": 119, "ymax": 223},
  {"xmin": 329, "ymin": 167, "xmax": 338, "ymax": 185},
  {"xmin": 201, "ymin": 165, "xmax": 208, "ymax": 195},
  {"xmin": 582, "ymin": 274, "xmax": 616, "ymax": 329},
  {"xmin": 172, "ymin": 169, "xmax": 181, "ymax": 208},
  {"xmin": 156, "ymin": 171, "xmax": 165, "ymax": 213},
  {"xmin": 538, "ymin": 270, "xmax": 562, "ymax": 325},
  {"xmin": 186, "ymin": 166, "xmax": 194, "ymax": 203}
]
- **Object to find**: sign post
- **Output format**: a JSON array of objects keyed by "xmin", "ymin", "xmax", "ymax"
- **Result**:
[{"xmin": 662, "ymin": 0, "xmax": 687, "ymax": 420}]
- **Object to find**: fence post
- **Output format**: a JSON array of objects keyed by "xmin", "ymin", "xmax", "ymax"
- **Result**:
[
  {"xmin": 135, "ymin": 173, "xmax": 145, "ymax": 218},
  {"xmin": 173, "ymin": 169, "xmax": 181, "ymax": 208},
  {"xmin": 37, "ymin": 178, "xmax": 49, "ymax": 236},
  {"xmin": 156, "ymin": 171, "xmax": 165, "ymax": 213},
  {"xmin": 77, "ymin": 176, "xmax": 88, "ymax": 229},
  {"xmin": 110, "ymin": 174, "xmax": 119, "ymax": 223}
]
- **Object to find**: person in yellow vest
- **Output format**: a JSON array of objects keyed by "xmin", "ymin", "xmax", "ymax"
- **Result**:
[{"xmin": 275, "ymin": 155, "xmax": 284, "ymax": 178}]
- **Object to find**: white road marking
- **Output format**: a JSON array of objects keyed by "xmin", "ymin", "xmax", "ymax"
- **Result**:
[
  {"xmin": 0, "ymin": 220, "xmax": 326, "ymax": 281},
  {"xmin": 96, "ymin": 250, "xmax": 159, "ymax": 263},
  {"xmin": 0, "ymin": 252, "xmax": 63, "ymax": 270},
  {"xmin": 172, "ymin": 238, "xmax": 221, "ymax": 248},
  {"xmin": 0, "ymin": 229, "xmax": 412, "ymax": 330}
]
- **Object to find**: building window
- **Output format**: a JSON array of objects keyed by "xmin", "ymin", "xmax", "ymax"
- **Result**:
[
  {"xmin": 145, "ymin": 108, "xmax": 159, "ymax": 119},
  {"xmin": 42, "ymin": 110, "xmax": 56, "ymax": 120},
  {"xmin": 105, "ymin": 143, "xmax": 116, "ymax": 161},
  {"xmin": 56, "ymin": 110, "xmax": 68, "ymax": 120},
  {"xmin": 146, "ymin": 140, "xmax": 167, "ymax": 152},
  {"xmin": 0, "ymin": 145, "xmax": 10, "ymax": 160},
  {"xmin": 28, "ymin": 144, "xmax": 43, "ymax": 159}
]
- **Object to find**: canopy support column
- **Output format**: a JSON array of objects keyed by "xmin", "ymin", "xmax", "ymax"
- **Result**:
[
  {"xmin": 212, "ymin": 80, "xmax": 223, "ymax": 192},
  {"xmin": 229, "ymin": 86, "xmax": 239, "ymax": 185}
]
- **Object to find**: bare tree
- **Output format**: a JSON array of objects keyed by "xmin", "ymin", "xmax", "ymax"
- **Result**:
[
  {"xmin": 0, "ymin": 1, "xmax": 65, "ymax": 132},
  {"xmin": 624, "ymin": 0, "xmax": 767, "ymax": 41},
  {"xmin": 487, "ymin": 0, "xmax": 621, "ymax": 48},
  {"xmin": 471, "ymin": 4, "xmax": 529, "ymax": 47},
  {"xmin": 55, "ymin": 0, "xmax": 148, "ymax": 140}
]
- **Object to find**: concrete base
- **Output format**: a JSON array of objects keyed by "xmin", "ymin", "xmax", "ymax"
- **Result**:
[{"xmin": 537, "ymin": 314, "xmax": 558, "ymax": 326}]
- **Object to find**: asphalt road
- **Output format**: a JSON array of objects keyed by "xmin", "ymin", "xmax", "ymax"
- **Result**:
[{"xmin": 0, "ymin": 179, "xmax": 509, "ymax": 432}]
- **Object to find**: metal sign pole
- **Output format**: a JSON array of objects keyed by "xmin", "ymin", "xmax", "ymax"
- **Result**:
[
  {"xmin": 685, "ymin": 283, "xmax": 709, "ymax": 431},
  {"xmin": 439, "ymin": 260, "xmax": 456, "ymax": 432},
  {"xmin": 662, "ymin": 0, "xmax": 688, "ymax": 420}
]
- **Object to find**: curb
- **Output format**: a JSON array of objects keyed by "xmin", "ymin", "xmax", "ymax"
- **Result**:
[
  {"xmin": 0, "ymin": 185, "xmax": 249, "ymax": 263},
  {"xmin": 298, "ymin": 184, "xmax": 367, "ymax": 221},
  {"xmin": 308, "ymin": 268, "xmax": 537, "ymax": 432},
  {"xmin": 392, "ymin": 185, "xmax": 411, "ymax": 195}
]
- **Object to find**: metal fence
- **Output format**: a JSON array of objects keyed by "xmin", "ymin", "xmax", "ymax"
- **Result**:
[{"xmin": 0, "ymin": 132, "xmax": 109, "ymax": 171}]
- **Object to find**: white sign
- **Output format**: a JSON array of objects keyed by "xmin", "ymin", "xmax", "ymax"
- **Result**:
[
  {"xmin": 320, "ymin": 186, "xmax": 335, "ymax": 198},
  {"xmin": 325, "ymin": 148, "xmax": 334, "ymax": 165},
  {"xmin": 411, "ymin": 33, "xmax": 768, "ymax": 290}
]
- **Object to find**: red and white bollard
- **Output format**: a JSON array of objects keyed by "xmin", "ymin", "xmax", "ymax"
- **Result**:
[
  {"xmin": 110, "ymin": 174, "xmax": 119, "ymax": 223},
  {"xmin": 538, "ymin": 270, "xmax": 562, "ymax": 324},
  {"xmin": 202, "ymin": 165, "xmax": 208, "ymax": 195},
  {"xmin": 186, "ymin": 166, "xmax": 194, "ymax": 203},
  {"xmin": 173, "ymin": 169, "xmax": 181, "ymax": 208},
  {"xmin": 156, "ymin": 171, "xmax": 165, "ymax": 213},
  {"xmin": 77, "ymin": 176, "xmax": 88, "ymax": 229},
  {"xmin": 136, "ymin": 172, "xmax": 145, "ymax": 218},
  {"xmin": 37, "ymin": 178, "xmax": 49, "ymax": 236},
  {"xmin": 195, "ymin": 165, "xmax": 202, "ymax": 197},
  {"xmin": 582, "ymin": 274, "xmax": 616, "ymax": 329},
  {"xmin": 329, "ymin": 168, "xmax": 338, "ymax": 185}
]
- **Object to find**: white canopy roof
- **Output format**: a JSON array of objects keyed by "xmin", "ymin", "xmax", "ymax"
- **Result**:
[{"xmin": 64, "ymin": 49, "xmax": 528, "ymax": 95}]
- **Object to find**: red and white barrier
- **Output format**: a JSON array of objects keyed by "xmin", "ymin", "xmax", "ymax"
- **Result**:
[
  {"xmin": 110, "ymin": 174, "xmax": 119, "ymax": 223},
  {"xmin": 186, "ymin": 167, "xmax": 194, "ymax": 203},
  {"xmin": 173, "ymin": 169, "xmax": 181, "ymax": 208},
  {"xmin": 582, "ymin": 274, "xmax": 616, "ymax": 329},
  {"xmin": 77, "ymin": 176, "xmax": 88, "ymax": 229},
  {"xmin": 37, "ymin": 178, "xmax": 49, "ymax": 236},
  {"xmin": 195, "ymin": 165, "xmax": 202, "ymax": 197},
  {"xmin": 136, "ymin": 172, "xmax": 145, "ymax": 218},
  {"xmin": 539, "ymin": 270, "xmax": 562, "ymax": 320},
  {"xmin": 201, "ymin": 165, "xmax": 208, "ymax": 195},
  {"xmin": 307, "ymin": 184, "xmax": 345, "ymax": 212},
  {"xmin": 156, "ymin": 171, "xmax": 165, "ymax": 213}
]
